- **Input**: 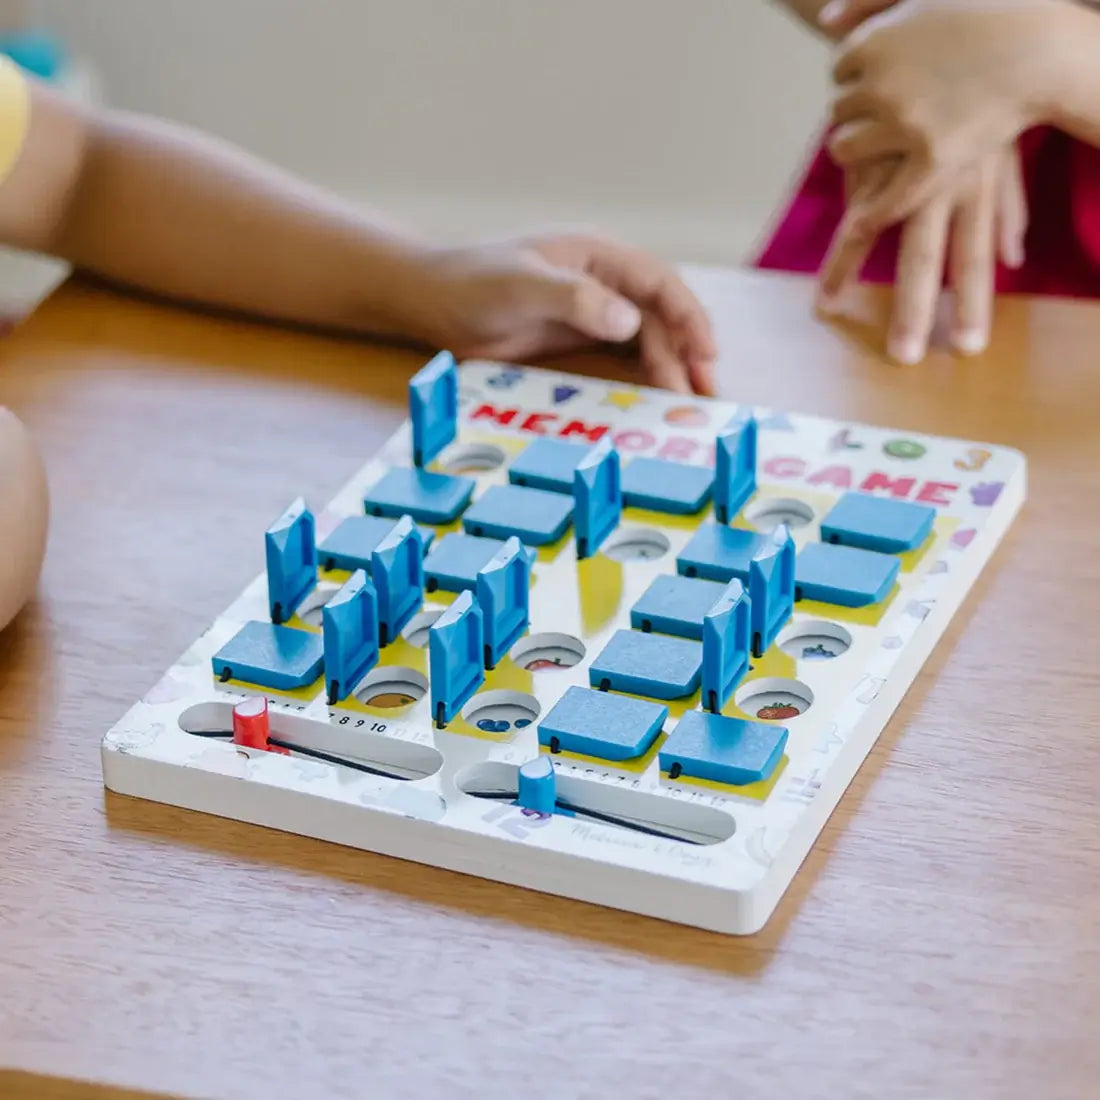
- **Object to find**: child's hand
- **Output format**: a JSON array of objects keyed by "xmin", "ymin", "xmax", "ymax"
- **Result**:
[
  {"xmin": 826, "ymin": 0, "xmax": 1065, "ymax": 234},
  {"xmin": 818, "ymin": 142, "xmax": 1026, "ymax": 363},
  {"xmin": 414, "ymin": 232, "xmax": 717, "ymax": 396}
]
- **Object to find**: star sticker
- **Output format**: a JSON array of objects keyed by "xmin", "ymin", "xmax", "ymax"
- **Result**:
[{"xmin": 602, "ymin": 388, "xmax": 645, "ymax": 411}]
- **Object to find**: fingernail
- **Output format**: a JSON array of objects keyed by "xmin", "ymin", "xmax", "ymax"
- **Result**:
[
  {"xmin": 819, "ymin": 0, "xmax": 846, "ymax": 25},
  {"xmin": 888, "ymin": 333, "xmax": 924, "ymax": 365},
  {"xmin": 603, "ymin": 300, "xmax": 642, "ymax": 341},
  {"xmin": 952, "ymin": 328, "xmax": 988, "ymax": 356},
  {"xmin": 816, "ymin": 292, "xmax": 842, "ymax": 317},
  {"xmin": 1006, "ymin": 241, "xmax": 1025, "ymax": 269}
]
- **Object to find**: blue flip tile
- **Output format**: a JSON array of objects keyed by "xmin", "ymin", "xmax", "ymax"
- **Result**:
[
  {"xmin": 321, "ymin": 571, "xmax": 379, "ymax": 703},
  {"xmin": 539, "ymin": 685, "xmax": 668, "ymax": 761},
  {"xmin": 363, "ymin": 466, "xmax": 474, "ymax": 525},
  {"xmin": 573, "ymin": 438, "xmax": 621, "ymax": 559},
  {"xmin": 795, "ymin": 541, "xmax": 900, "ymax": 607},
  {"xmin": 676, "ymin": 524, "xmax": 770, "ymax": 583},
  {"xmin": 212, "ymin": 621, "xmax": 324, "ymax": 692},
  {"xmin": 409, "ymin": 350, "xmax": 458, "ymax": 468},
  {"xmin": 701, "ymin": 580, "xmax": 751, "ymax": 714},
  {"xmin": 425, "ymin": 532, "xmax": 536, "ymax": 593},
  {"xmin": 508, "ymin": 437, "xmax": 591, "ymax": 493},
  {"xmin": 820, "ymin": 491, "xmax": 936, "ymax": 553},
  {"xmin": 630, "ymin": 574, "xmax": 726, "ymax": 640},
  {"xmin": 477, "ymin": 537, "xmax": 531, "ymax": 669},
  {"xmin": 463, "ymin": 484, "xmax": 573, "ymax": 545},
  {"xmin": 429, "ymin": 590, "xmax": 484, "ymax": 726},
  {"xmin": 714, "ymin": 413, "xmax": 758, "ymax": 524},
  {"xmin": 660, "ymin": 710, "xmax": 788, "ymax": 786},
  {"xmin": 318, "ymin": 515, "xmax": 434, "ymax": 573},
  {"xmin": 622, "ymin": 457, "xmax": 713, "ymax": 515},
  {"xmin": 589, "ymin": 629, "xmax": 702, "ymax": 700},
  {"xmin": 265, "ymin": 498, "xmax": 317, "ymax": 624}
]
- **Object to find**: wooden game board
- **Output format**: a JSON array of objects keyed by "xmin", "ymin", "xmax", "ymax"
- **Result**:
[{"xmin": 100, "ymin": 361, "xmax": 1026, "ymax": 934}]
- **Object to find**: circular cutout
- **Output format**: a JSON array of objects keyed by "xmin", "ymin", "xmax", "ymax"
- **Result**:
[
  {"xmin": 735, "ymin": 677, "xmax": 814, "ymax": 721},
  {"xmin": 354, "ymin": 666, "xmax": 428, "ymax": 709},
  {"xmin": 510, "ymin": 632, "xmax": 585, "ymax": 672},
  {"xmin": 294, "ymin": 583, "xmax": 340, "ymax": 627},
  {"xmin": 402, "ymin": 608, "xmax": 445, "ymax": 648},
  {"xmin": 778, "ymin": 620, "xmax": 852, "ymax": 661},
  {"xmin": 439, "ymin": 442, "xmax": 506, "ymax": 475},
  {"xmin": 746, "ymin": 497, "xmax": 815, "ymax": 533},
  {"xmin": 461, "ymin": 689, "xmax": 541, "ymax": 735},
  {"xmin": 601, "ymin": 527, "xmax": 671, "ymax": 562}
]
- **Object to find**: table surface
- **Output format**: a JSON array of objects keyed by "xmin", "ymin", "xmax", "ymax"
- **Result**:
[{"xmin": 1, "ymin": 268, "xmax": 1097, "ymax": 1100}]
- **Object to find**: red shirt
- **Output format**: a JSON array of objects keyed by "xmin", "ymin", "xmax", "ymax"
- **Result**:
[{"xmin": 755, "ymin": 127, "xmax": 1100, "ymax": 297}]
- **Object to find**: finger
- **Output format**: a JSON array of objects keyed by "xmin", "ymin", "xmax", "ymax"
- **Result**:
[
  {"xmin": 828, "ymin": 119, "xmax": 907, "ymax": 168},
  {"xmin": 829, "ymin": 88, "xmax": 879, "ymax": 128},
  {"xmin": 537, "ymin": 270, "xmax": 643, "ymax": 345},
  {"xmin": 817, "ymin": 161, "xmax": 894, "ymax": 305},
  {"xmin": 996, "ymin": 144, "xmax": 1027, "ymax": 269},
  {"xmin": 889, "ymin": 194, "xmax": 953, "ymax": 364},
  {"xmin": 847, "ymin": 158, "xmax": 936, "ymax": 237},
  {"xmin": 639, "ymin": 316, "xmax": 693, "ymax": 395},
  {"xmin": 820, "ymin": 0, "xmax": 896, "ymax": 33},
  {"xmin": 580, "ymin": 237, "xmax": 719, "ymax": 367},
  {"xmin": 949, "ymin": 163, "xmax": 997, "ymax": 356}
]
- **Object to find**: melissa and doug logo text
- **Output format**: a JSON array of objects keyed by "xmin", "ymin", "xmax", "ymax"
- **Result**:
[{"xmin": 471, "ymin": 403, "xmax": 964, "ymax": 507}]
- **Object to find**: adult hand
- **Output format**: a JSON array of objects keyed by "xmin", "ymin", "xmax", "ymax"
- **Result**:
[
  {"xmin": 826, "ymin": 0, "xmax": 1065, "ymax": 235},
  {"xmin": 818, "ymin": 142, "xmax": 1027, "ymax": 363}
]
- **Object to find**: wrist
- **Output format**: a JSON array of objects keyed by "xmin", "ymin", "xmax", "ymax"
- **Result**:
[
  {"xmin": 345, "ymin": 230, "xmax": 440, "ymax": 344},
  {"xmin": 1031, "ymin": 1, "xmax": 1098, "ymax": 128}
]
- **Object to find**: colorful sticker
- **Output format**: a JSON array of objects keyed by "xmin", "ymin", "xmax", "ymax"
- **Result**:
[
  {"xmin": 951, "ymin": 528, "xmax": 977, "ymax": 549},
  {"xmin": 553, "ymin": 384, "xmax": 580, "ymax": 406},
  {"xmin": 602, "ymin": 388, "xmax": 645, "ymax": 411},
  {"xmin": 884, "ymin": 439, "xmax": 927, "ymax": 460},
  {"xmin": 829, "ymin": 428, "xmax": 864, "ymax": 451},
  {"xmin": 970, "ymin": 482, "xmax": 1004, "ymax": 507},
  {"xmin": 486, "ymin": 367, "xmax": 524, "ymax": 389},
  {"xmin": 955, "ymin": 447, "xmax": 992, "ymax": 472},
  {"xmin": 664, "ymin": 405, "xmax": 709, "ymax": 427}
]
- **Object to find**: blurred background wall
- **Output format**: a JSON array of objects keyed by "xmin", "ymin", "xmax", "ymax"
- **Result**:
[{"xmin": 8, "ymin": 1, "xmax": 831, "ymax": 306}]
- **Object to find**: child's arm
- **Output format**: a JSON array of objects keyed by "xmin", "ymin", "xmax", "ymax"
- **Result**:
[
  {"xmin": 0, "ymin": 72, "xmax": 717, "ymax": 394},
  {"xmin": 0, "ymin": 408, "xmax": 47, "ymax": 633}
]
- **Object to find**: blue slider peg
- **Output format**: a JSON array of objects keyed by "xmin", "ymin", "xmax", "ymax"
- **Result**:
[
  {"xmin": 573, "ymin": 437, "xmax": 622, "ymax": 560},
  {"xmin": 265, "ymin": 497, "xmax": 317, "ymax": 624},
  {"xmin": 321, "ymin": 570, "xmax": 380, "ymax": 705},
  {"xmin": 517, "ymin": 756, "xmax": 556, "ymax": 814},
  {"xmin": 748, "ymin": 523, "xmax": 796, "ymax": 657},
  {"xmin": 476, "ymin": 536, "xmax": 531, "ymax": 669},
  {"xmin": 714, "ymin": 412, "xmax": 758, "ymax": 525},
  {"xmin": 371, "ymin": 515, "xmax": 425, "ymax": 645},
  {"xmin": 409, "ymin": 350, "xmax": 458, "ymax": 467},
  {"xmin": 701, "ymin": 579, "xmax": 751, "ymax": 714},
  {"xmin": 429, "ymin": 590, "xmax": 485, "ymax": 728}
]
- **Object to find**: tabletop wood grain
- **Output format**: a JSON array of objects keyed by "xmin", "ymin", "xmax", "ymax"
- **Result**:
[{"xmin": 0, "ymin": 269, "xmax": 1096, "ymax": 1100}]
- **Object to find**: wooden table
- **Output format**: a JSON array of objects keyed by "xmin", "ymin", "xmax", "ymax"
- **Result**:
[{"xmin": 1, "ymin": 269, "xmax": 1097, "ymax": 1100}]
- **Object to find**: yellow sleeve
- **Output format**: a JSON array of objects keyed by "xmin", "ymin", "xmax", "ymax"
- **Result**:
[{"xmin": 0, "ymin": 56, "xmax": 29, "ymax": 187}]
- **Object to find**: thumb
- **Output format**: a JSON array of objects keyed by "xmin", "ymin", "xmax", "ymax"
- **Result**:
[{"xmin": 540, "ymin": 272, "xmax": 643, "ymax": 344}]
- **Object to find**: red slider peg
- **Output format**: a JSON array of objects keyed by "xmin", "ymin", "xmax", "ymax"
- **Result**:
[{"xmin": 232, "ymin": 696, "xmax": 288, "ymax": 754}]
